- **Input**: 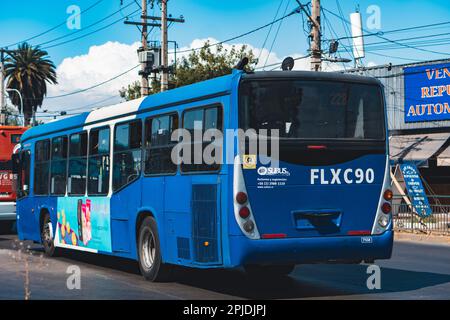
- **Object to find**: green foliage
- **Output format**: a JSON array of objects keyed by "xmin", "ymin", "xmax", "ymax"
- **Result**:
[
  {"xmin": 4, "ymin": 43, "xmax": 57, "ymax": 125},
  {"xmin": 173, "ymin": 41, "xmax": 256, "ymax": 87},
  {"xmin": 119, "ymin": 81, "xmax": 142, "ymax": 101}
]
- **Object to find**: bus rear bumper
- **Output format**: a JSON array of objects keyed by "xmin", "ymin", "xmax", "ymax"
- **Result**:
[
  {"xmin": 228, "ymin": 230, "xmax": 393, "ymax": 267},
  {"xmin": 0, "ymin": 202, "xmax": 16, "ymax": 221}
]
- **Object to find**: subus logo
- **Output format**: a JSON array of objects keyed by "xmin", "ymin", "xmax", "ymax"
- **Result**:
[{"xmin": 257, "ymin": 167, "xmax": 290, "ymax": 176}]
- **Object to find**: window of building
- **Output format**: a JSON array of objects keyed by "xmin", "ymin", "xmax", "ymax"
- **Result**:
[
  {"xmin": 34, "ymin": 139, "xmax": 50, "ymax": 195},
  {"xmin": 68, "ymin": 132, "xmax": 87, "ymax": 195},
  {"xmin": 88, "ymin": 127, "xmax": 110, "ymax": 195},
  {"xmin": 144, "ymin": 114, "xmax": 178, "ymax": 175},
  {"xmin": 181, "ymin": 106, "xmax": 222, "ymax": 172},
  {"xmin": 113, "ymin": 121, "xmax": 142, "ymax": 190},
  {"xmin": 50, "ymin": 136, "xmax": 68, "ymax": 195}
]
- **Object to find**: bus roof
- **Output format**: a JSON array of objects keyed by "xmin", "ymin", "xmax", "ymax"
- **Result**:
[{"xmin": 21, "ymin": 70, "xmax": 382, "ymax": 143}]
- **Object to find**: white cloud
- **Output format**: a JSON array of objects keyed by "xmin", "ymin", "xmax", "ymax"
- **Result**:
[
  {"xmin": 41, "ymin": 38, "xmax": 350, "ymax": 120},
  {"xmin": 43, "ymin": 41, "xmax": 141, "ymax": 115}
]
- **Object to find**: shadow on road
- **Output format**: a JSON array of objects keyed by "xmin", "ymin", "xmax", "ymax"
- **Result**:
[
  {"xmin": 50, "ymin": 248, "xmax": 450, "ymax": 299},
  {"xmin": 172, "ymin": 264, "xmax": 450, "ymax": 299},
  {"xmin": 1, "ymin": 234, "xmax": 449, "ymax": 299}
]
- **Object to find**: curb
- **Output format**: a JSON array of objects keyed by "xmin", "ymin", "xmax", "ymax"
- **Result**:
[{"xmin": 394, "ymin": 231, "xmax": 450, "ymax": 246}]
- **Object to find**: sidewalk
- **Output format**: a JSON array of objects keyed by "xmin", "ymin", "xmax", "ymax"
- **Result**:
[{"xmin": 394, "ymin": 231, "xmax": 450, "ymax": 246}]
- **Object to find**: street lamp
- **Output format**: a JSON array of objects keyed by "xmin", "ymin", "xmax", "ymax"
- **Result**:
[{"xmin": 5, "ymin": 88, "xmax": 24, "ymax": 126}]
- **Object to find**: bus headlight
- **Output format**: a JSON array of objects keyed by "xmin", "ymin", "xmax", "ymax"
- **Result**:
[{"xmin": 378, "ymin": 214, "xmax": 390, "ymax": 228}]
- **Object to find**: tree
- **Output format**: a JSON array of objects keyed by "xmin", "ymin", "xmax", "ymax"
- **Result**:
[
  {"xmin": 119, "ymin": 81, "xmax": 142, "ymax": 101},
  {"xmin": 4, "ymin": 43, "xmax": 57, "ymax": 126},
  {"xmin": 174, "ymin": 41, "xmax": 256, "ymax": 87},
  {"xmin": 119, "ymin": 41, "xmax": 256, "ymax": 101}
]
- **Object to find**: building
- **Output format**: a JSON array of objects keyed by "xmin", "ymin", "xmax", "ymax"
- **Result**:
[{"xmin": 346, "ymin": 59, "xmax": 450, "ymax": 203}]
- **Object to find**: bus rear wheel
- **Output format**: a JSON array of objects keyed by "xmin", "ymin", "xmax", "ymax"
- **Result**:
[
  {"xmin": 244, "ymin": 264, "xmax": 295, "ymax": 277},
  {"xmin": 41, "ymin": 213, "xmax": 60, "ymax": 257},
  {"xmin": 137, "ymin": 216, "xmax": 172, "ymax": 282}
]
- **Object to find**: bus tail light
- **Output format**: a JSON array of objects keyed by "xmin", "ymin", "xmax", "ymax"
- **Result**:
[
  {"xmin": 372, "ymin": 157, "xmax": 393, "ymax": 235},
  {"xmin": 236, "ymin": 192, "xmax": 248, "ymax": 205},
  {"xmin": 381, "ymin": 202, "xmax": 391, "ymax": 214},
  {"xmin": 378, "ymin": 215, "xmax": 390, "ymax": 228},
  {"xmin": 383, "ymin": 189, "xmax": 393, "ymax": 201},
  {"xmin": 243, "ymin": 221, "xmax": 255, "ymax": 233},
  {"xmin": 233, "ymin": 156, "xmax": 260, "ymax": 239},
  {"xmin": 239, "ymin": 207, "xmax": 250, "ymax": 219}
]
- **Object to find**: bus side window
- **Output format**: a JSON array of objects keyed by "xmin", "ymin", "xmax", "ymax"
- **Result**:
[
  {"xmin": 34, "ymin": 140, "xmax": 50, "ymax": 195},
  {"xmin": 68, "ymin": 132, "xmax": 88, "ymax": 196},
  {"xmin": 18, "ymin": 151, "xmax": 30, "ymax": 198},
  {"xmin": 144, "ymin": 113, "xmax": 178, "ymax": 175},
  {"xmin": 88, "ymin": 127, "xmax": 110, "ymax": 195},
  {"xmin": 113, "ymin": 120, "xmax": 142, "ymax": 190},
  {"xmin": 181, "ymin": 106, "xmax": 222, "ymax": 172},
  {"xmin": 50, "ymin": 136, "xmax": 68, "ymax": 195}
]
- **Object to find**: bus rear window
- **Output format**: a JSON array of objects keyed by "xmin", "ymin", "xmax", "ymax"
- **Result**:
[{"xmin": 239, "ymin": 80, "xmax": 385, "ymax": 140}]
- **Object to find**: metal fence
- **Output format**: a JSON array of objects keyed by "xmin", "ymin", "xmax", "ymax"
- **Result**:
[{"xmin": 393, "ymin": 202, "xmax": 450, "ymax": 235}]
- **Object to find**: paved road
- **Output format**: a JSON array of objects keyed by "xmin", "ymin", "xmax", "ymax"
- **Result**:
[{"xmin": 0, "ymin": 231, "xmax": 449, "ymax": 300}]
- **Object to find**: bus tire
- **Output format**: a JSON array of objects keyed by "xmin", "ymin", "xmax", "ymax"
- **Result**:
[
  {"xmin": 137, "ymin": 216, "xmax": 172, "ymax": 282},
  {"xmin": 244, "ymin": 264, "xmax": 295, "ymax": 277},
  {"xmin": 41, "ymin": 213, "xmax": 60, "ymax": 257}
]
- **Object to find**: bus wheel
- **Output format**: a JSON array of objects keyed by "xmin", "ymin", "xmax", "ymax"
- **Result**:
[
  {"xmin": 244, "ymin": 264, "xmax": 295, "ymax": 277},
  {"xmin": 138, "ymin": 216, "xmax": 172, "ymax": 282},
  {"xmin": 41, "ymin": 213, "xmax": 59, "ymax": 257}
]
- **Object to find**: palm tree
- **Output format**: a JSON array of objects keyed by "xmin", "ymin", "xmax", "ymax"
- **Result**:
[{"xmin": 4, "ymin": 43, "xmax": 57, "ymax": 126}]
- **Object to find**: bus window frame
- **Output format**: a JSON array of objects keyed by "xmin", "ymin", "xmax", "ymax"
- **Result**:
[
  {"xmin": 16, "ymin": 149, "xmax": 31, "ymax": 200},
  {"xmin": 67, "ymin": 131, "xmax": 88, "ymax": 196},
  {"xmin": 33, "ymin": 139, "xmax": 51, "ymax": 196},
  {"xmin": 143, "ymin": 111, "xmax": 179, "ymax": 178},
  {"xmin": 112, "ymin": 119, "xmax": 143, "ymax": 193},
  {"xmin": 180, "ymin": 103, "xmax": 224, "ymax": 175},
  {"xmin": 50, "ymin": 135, "xmax": 68, "ymax": 196},
  {"xmin": 238, "ymin": 78, "xmax": 387, "ymax": 144},
  {"xmin": 87, "ymin": 126, "xmax": 111, "ymax": 197}
]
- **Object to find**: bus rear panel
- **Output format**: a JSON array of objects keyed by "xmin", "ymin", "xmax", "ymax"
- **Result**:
[{"xmin": 228, "ymin": 74, "xmax": 393, "ymax": 267}]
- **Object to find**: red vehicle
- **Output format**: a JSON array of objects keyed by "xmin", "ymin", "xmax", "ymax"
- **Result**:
[{"xmin": 0, "ymin": 126, "xmax": 27, "ymax": 223}]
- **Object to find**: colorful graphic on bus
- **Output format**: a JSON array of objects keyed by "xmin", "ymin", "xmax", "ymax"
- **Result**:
[{"xmin": 56, "ymin": 197, "xmax": 111, "ymax": 252}]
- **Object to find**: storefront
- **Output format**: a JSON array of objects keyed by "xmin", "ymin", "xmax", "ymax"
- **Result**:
[{"xmin": 346, "ymin": 59, "xmax": 450, "ymax": 204}]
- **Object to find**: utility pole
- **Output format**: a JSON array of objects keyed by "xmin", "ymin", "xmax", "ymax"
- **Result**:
[
  {"xmin": 141, "ymin": 0, "xmax": 149, "ymax": 96},
  {"xmin": 160, "ymin": 0, "xmax": 169, "ymax": 92},
  {"xmin": 0, "ymin": 50, "xmax": 5, "ymax": 125},
  {"xmin": 310, "ymin": 0, "xmax": 321, "ymax": 71}
]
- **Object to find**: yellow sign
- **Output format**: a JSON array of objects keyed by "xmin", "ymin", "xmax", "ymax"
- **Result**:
[{"xmin": 243, "ymin": 155, "xmax": 256, "ymax": 169}]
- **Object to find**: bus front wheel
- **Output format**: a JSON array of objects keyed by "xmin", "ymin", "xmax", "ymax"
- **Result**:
[
  {"xmin": 244, "ymin": 264, "xmax": 295, "ymax": 277},
  {"xmin": 137, "ymin": 216, "xmax": 172, "ymax": 282}
]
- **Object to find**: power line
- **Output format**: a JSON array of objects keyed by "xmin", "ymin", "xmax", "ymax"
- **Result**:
[
  {"xmin": 257, "ymin": 0, "xmax": 285, "ymax": 64},
  {"xmin": 5, "ymin": 0, "xmax": 105, "ymax": 48},
  {"xmin": 263, "ymin": 0, "xmax": 291, "ymax": 69},
  {"xmin": 46, "ymin": 64, "xmax": 140, "ymax": 99},
  {"xmin": 172, "ymin": 7, "xmax": 300, "ymax": 55},
  {"xmin": 322, "ymin": 6, "xmax": 450, "ymax": 57},
  {"xmin": 42, "ymin": 8, "xmax": 141, "ymax": 50},
  {"xmin": 337, "ymin": 20, "xmax": 450, "ymax": 41},
  {"xmin": 35, "ymin": 1, "xmax": 136, "ymax": 48}
]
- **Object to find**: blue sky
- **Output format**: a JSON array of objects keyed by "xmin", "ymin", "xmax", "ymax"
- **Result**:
[
  {"xmin": 2, "ymin": 0, "xmax": 450, "ymax": 65},
  {"xmin": 1, "ymin": 0, "xmax": 450, "ymax": 118}
]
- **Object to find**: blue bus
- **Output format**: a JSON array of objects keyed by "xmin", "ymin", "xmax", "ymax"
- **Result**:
[{"xmin": 15, "ymin": 70, "xmax": 393, "ymax": 281}]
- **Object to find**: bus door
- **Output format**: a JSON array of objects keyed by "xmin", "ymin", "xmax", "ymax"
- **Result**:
[{"xmin": 15, "ymin": 150, "xmax": 33, "ymax": 236}]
